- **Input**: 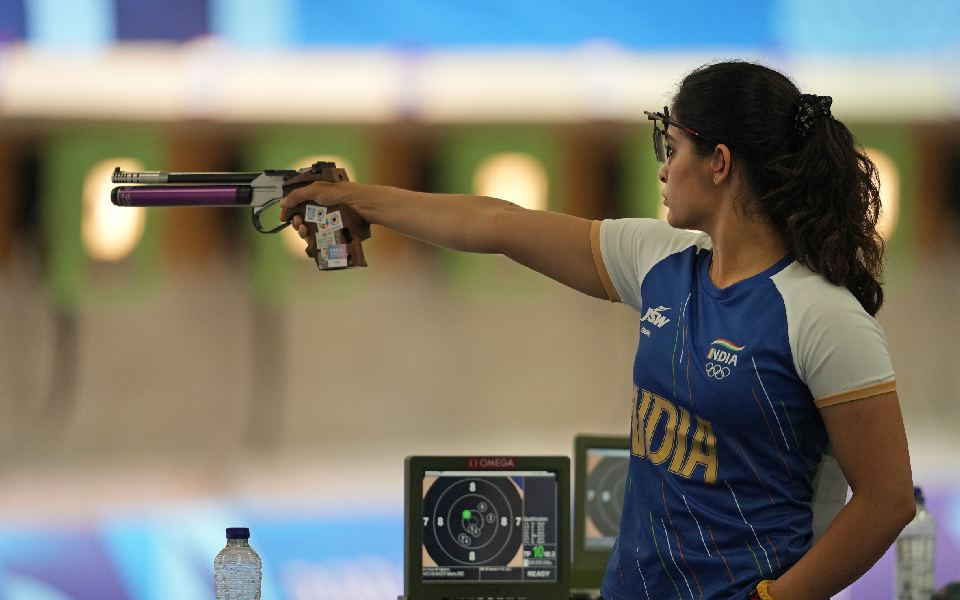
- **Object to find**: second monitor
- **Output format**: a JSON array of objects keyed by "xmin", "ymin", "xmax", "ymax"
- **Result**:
[{"xmin": 571, "ymin": 435, "xmax": 630, "ymax": 595}]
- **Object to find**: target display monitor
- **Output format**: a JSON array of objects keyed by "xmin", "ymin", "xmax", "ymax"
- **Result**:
[
  {"xmin": 402, "ymin": 455, "xmax": 570, "ymax": 600},
  {"xmin": 571, "ymin": 435, "xmax": 630, "ymax": 594}
]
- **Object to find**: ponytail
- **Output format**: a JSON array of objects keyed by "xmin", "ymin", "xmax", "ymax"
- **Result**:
[
  {"xmin": 767, "ymin": 111, "xmax": 884, "ymax": 315},
  {"xmin": 673, "ymin": 61, "xmax": 885, "ymax": 315}
]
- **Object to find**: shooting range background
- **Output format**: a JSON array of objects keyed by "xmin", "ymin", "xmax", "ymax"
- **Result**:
[{"xmin": 1, "ymin": 1, "xmax": 960, "ymax": 598}]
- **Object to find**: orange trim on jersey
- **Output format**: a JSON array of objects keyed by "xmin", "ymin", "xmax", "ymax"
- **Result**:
[
  {"xmin": 815, "ymin": 379, "xmax": 897, "ymax": 409},
  {"xmin": 591, "ymin": 220, "xmax": 621, "ymax": 303}
]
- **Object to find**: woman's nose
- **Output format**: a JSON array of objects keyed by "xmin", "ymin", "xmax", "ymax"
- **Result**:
[{"xmin": 658, "ymin": 163, "xmax": 667, "ymax": 183}]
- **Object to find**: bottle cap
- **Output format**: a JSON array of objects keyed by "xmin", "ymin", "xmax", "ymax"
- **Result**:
[{"xmin": 226, "ymin": 527, "xmax": 250, "ymax": 539}]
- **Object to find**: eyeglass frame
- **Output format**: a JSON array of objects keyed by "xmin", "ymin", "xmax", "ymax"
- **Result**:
[{"xmin": 643, "ymin": 105, "xmax": 726, "ymax": 163}]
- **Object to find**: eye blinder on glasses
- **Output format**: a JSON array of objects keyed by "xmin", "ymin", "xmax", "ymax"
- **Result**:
[{"xmin": 643, "ymin": 106, "xmax": 725, "ymax": 164}]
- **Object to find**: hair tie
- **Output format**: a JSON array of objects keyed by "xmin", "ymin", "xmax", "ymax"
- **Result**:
[{"xmin": 795, "ymin": 94, "xmax": 833, "ymax": 138}]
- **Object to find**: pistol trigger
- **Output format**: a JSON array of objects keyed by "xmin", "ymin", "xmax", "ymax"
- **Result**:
[{"xmin": 251, "ymin": 204, "xmax": 289, "ymax": 234}]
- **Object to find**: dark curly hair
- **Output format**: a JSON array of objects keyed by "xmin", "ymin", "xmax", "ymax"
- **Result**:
[{"xmin": 672, "ymin": 60, "xmax": 885, "ymax": 316}]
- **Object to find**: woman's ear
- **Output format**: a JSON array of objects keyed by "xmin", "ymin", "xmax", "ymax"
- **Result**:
[{"xmin": 711, "ymin": 144, "xmax": 732, "ymax": 185}]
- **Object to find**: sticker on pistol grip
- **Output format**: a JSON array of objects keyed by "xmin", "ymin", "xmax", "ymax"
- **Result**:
[
  {"xmin": 326, "ymin": 211, "xmax": 344, "ymax": 231},
  {"xmin": 304, "ymin": 204, "xmax": 328, "ymax": 223},
  {"xmin": 317, "ymin": 229, "xmax": 337, "ymax": 247},
  {"xmin": 321, "ymin": 244, "xmax": 349, "ymax": 269}
]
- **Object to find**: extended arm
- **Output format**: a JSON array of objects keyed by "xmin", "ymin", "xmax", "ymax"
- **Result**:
[
  {"xmin": 767, "ymin": 390, "xmax": 915, "ymax": 600},
  {"xmin": 280, "ymin": 181, "xmax": 610, "ymax": 300}
]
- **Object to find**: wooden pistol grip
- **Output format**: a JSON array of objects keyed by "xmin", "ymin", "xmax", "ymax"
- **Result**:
[
  {"xmin": 338, "ymin": 204, "xmax": 370, "ymax": 267},
  {"xmin": 286, "ymin": 201, "xmax": 370, "ymax": 270}
]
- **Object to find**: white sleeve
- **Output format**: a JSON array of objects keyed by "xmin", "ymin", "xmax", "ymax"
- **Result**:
[
  {"xmin": 773, "ymin": 263, "xmax": 896, "ymax": 407},
  {"xmin": 594, "ymin": 218, "xmax": 707, "ymax": 311}
]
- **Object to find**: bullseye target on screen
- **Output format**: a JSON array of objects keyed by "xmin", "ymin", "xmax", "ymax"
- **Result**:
[
  {"xmin": 404, "ymin": 456, "xmax": 570, "ymax": 599},
  {"xmin": 421, "ymin": 475, "xmax": 524, "ymax": 570},
  {"xmin": 571, "ymin": 435, "xmax": 630, "ymax": 591},
  {"xmin": 583, "ymin": 449, "xmax": 629, "ymax": 548},
  {"xmin": 420, "ymin": 471, "xmax": 558, "ymax": 582}
]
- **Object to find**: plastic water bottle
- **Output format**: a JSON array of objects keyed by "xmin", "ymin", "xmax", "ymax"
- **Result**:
[
  {"xmin": 214, "ymin": 527, "xmax": 262, "ymax": 600},
  {"xmin": 896, "ymin": 487, "xmax": 936, "ymax": 600}
]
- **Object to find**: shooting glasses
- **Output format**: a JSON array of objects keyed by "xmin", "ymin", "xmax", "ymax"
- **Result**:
[{"xmin": 643, "ymin": 106, "xmax": 725, "ymax": 163}]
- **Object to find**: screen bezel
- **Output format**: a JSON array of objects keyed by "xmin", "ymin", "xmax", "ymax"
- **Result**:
[
  {"xmin": 571, "ymin": 435, "xmax": 630, "ymax": 591},
  {"xmin": 404, "ymin": 455, "xmax": 570, "ymax": 600}
]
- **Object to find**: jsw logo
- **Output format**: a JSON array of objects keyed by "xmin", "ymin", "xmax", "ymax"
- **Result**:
[{"xmin": 641, "ymin": 305, "xmax": 671, "ymax": 328}]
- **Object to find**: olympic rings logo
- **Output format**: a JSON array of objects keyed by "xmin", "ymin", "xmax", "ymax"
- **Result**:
[{"xmin": 705, "ymin": 362, "xmax": 731, "ymax": 380}]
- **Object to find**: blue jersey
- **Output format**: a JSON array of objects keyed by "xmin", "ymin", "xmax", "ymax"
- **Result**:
[{"xmin": 591, "ymin": 219, "xmax": 895, "ymax": 600}]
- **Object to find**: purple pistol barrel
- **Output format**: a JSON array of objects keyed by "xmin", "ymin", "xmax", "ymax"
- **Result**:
[{"xmin": 111, "ymin": 185, "xmax": 252, "ymax": 207}]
